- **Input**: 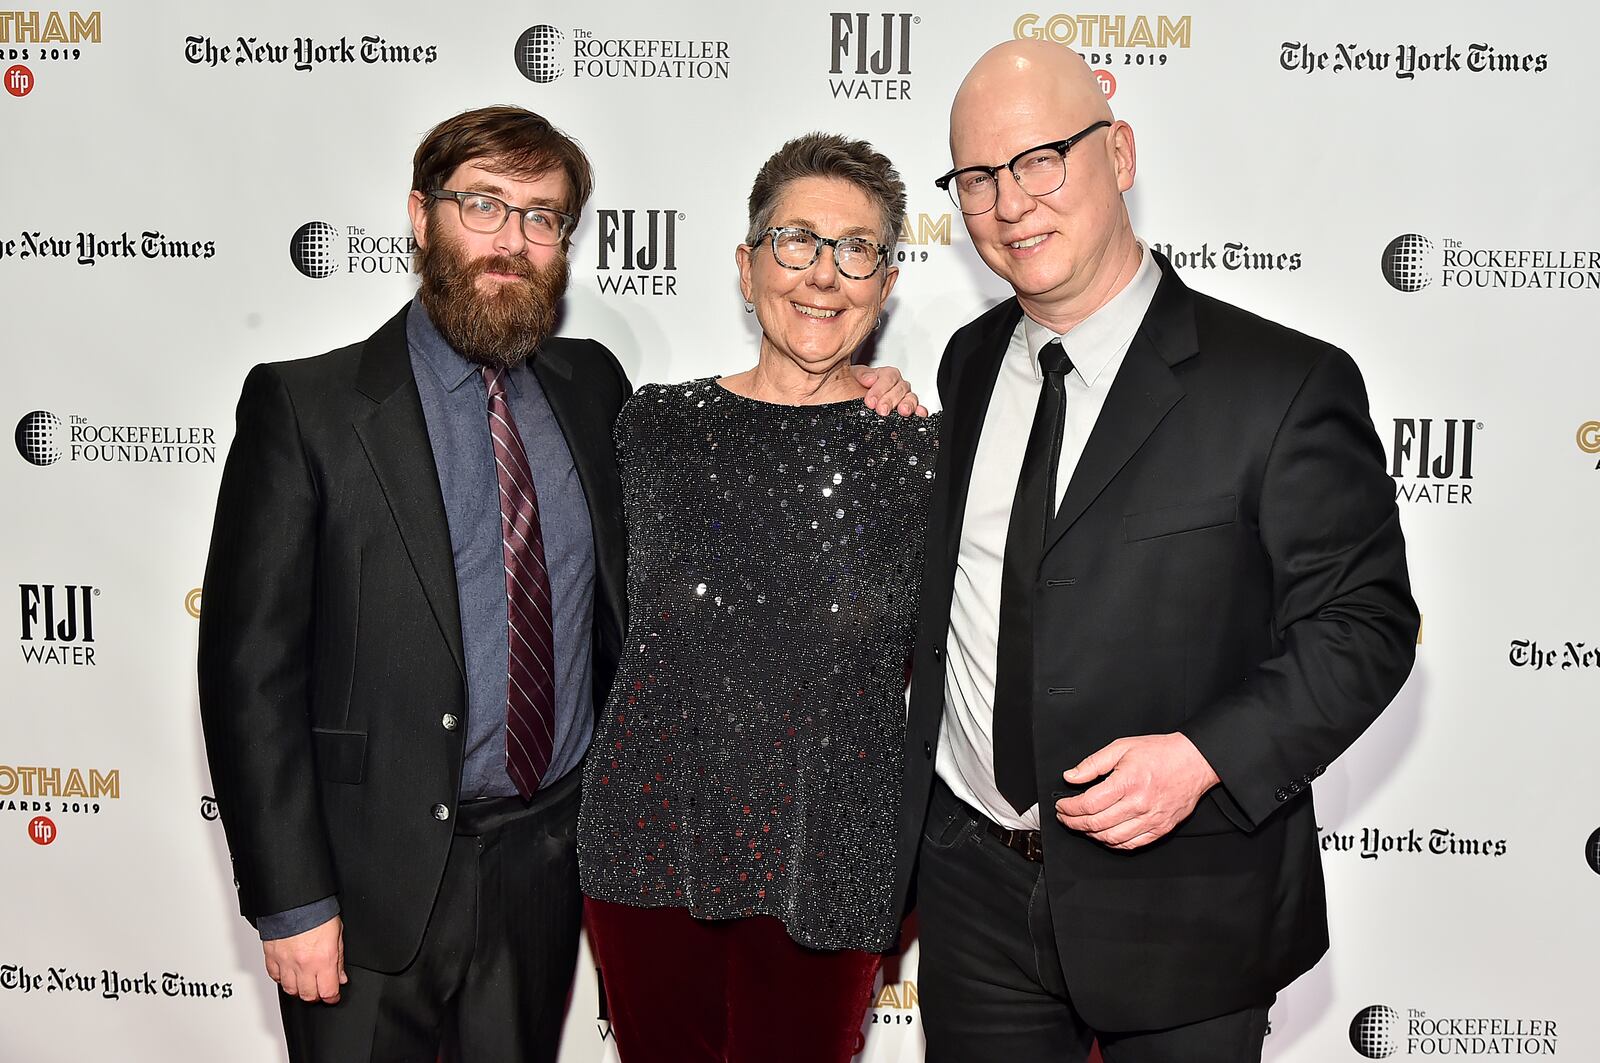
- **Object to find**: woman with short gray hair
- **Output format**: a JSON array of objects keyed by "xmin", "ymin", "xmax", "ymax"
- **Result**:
[{"xmin": 578, "ymin": 132, "xmax": 936, "ymax": 1062}]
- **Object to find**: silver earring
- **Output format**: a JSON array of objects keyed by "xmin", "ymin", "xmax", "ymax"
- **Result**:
[{"xmin": 743, "ymin": 300, "xmax": 755, "ymax": 313}]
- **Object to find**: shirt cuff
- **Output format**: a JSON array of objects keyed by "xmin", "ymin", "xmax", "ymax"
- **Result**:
[{"xmin": 256, "ymin": 896, "xmax": 340, "ymax": 941}]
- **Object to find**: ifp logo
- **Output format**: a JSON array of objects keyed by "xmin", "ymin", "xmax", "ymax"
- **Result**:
[
  {"xmin": 28, "ymin": 815, "xmax": 56, "ymax": 845},
  {"xmin": 5, "ymin": 63, "xmax": 33, "ymax": 97}
]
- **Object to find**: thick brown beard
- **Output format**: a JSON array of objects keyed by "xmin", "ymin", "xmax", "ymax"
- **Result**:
[{"xmin": 416, "ymin": 226, "xmax": 569, "ymax": 370}]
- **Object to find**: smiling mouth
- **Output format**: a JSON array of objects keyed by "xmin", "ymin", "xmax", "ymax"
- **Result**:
[
  {"xmin": 793, "ymin": 303, "xmax": 842, "ymax": 319},
  {"xmin": 1007, "ymin": 235, "xmax": 1050, "ymax": 250}
]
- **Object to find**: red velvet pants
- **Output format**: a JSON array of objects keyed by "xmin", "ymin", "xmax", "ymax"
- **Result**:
[{"xmin": 585, "ymin": 897, "xmax": 881, "ymax": 1063}]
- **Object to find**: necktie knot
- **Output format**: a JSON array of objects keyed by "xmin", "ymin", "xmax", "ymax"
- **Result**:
[
  {"xmin": 482, "ymin": 365, "xmax": 508, "ymax": 403},
  {"xmin": 1039, "ymin": 339, "xmax": 1073, "ymax": 380}
]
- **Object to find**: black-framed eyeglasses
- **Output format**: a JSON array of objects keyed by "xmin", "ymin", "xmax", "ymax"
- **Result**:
[
  {"xmin": 428, "ymin": 189, "xmax": 576, "ymax": 246},
  {"xmin": 754, "ymin": 226, "xmax": 890, "ymax": 280},
  {"xmin": 934, "ymin": 120, "xmax": 1112, "ymax": 216}
]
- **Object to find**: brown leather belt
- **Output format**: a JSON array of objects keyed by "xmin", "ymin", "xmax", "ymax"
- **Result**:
[{"xmin": 985, "ymin": 821, "xmax": 1044, "ymax": 863}]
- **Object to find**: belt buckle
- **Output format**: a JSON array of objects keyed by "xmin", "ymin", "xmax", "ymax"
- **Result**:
[{"xmin": 994, "ymin": 824, "xmax": 1044, "ymax": 863}]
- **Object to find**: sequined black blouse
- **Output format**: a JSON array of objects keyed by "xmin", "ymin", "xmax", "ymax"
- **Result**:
[{"xmin": 577, "ymin": 378, "xmax": 938, "ymax": 951}]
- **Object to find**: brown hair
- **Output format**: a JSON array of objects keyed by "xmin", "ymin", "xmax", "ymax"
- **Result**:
[
  {"xmin": 745, "ymin": 132, "xmax": 907, "ymax": 248},
  {"xmin": 412, "ymin": 105, "xmax": 595, "ymax": 219}
]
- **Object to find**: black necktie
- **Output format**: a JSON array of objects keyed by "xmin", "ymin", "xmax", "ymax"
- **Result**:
[{"xmin": 993, "ymin": 339, "xmax": 1073, "ymax": 814}]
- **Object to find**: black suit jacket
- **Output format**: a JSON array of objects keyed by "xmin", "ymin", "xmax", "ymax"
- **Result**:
[
  {"xmin": 894, "ymin": 254, "xmax": 1417, "ymax": 1030},
  {"xmin": 197, "ymin": 304, "xmax": 629, "ymax": 972}
]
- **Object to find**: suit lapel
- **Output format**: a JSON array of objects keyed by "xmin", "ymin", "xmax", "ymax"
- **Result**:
[
  {"xmin": 937, "ymin": 299, "xmax": 1024, "ymax": 576},
  {"xmin": 352, "ymin": 305, "xmax": 466, "ymax": 678},
  {"xmin": 534, "ymin": 342, "xmax": 626, "ymax": 637},
  {"xmin": 1045, "ymin": 256, "xmax": 1198, "ymax": 553}
]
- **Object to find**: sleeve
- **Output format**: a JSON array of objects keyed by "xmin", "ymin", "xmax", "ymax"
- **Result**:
[
  {"xmin": 196, "ymin": 363, "xmax": 339, "ymax": 920},
  {"xmin": 1180, "ymin": 348, "xmax": 1419, "ymax": 830},
  {"xmin": 256, "ymin": 896, "xmax": 340, "ymax": 941}
]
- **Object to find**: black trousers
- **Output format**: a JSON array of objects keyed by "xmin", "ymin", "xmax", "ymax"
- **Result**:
[
  {"xmin": 916, "ymin": 778, "xmax": 1272, "ymax": 1063},
  {"xmin": 278, "ymin": 771, "xmax": 582, "ymax": 1063}
]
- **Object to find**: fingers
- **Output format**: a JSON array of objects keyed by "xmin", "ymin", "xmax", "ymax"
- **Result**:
[
  {"xmin": 1108, "ymin": 830, "xmax": 1163, "ymax": 851},
  {"xmin": 1055, "ymin": 773, "xmax": 1125, "ymax": 819},
  {"xmin": 264, "ymin": 925, "xmax": 346, "ymax": 1004},
  {"xmin": 1057, "ymin": 799, "xmax": 1166, "ymax": 848},
  {"xmin": 315, "ymin": 961, "xmax": 343, "ymax": 1004},
  {"xmin": 1063, "ymin": 738, "xmax": 1129, "ymax": 783},
  {"xmin": 1057, "ymin": 787, "xmax": 1135, "ymax": 831},
  {"xmin": 277, "ymin": 956, "xmax": 339, "ymax": 1003}
]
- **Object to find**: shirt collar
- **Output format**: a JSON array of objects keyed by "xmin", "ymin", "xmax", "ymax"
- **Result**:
[
  {"xmin": 405, "ymin": 293, "xmax": 523, "ymax": 396},
  {"xmin": 1020, "ymin": 241, "xmax": 1159, "ymax": 387}
]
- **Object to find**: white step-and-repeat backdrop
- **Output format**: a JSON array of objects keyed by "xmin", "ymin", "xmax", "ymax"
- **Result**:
[{"xmin": 3, "ymin": 2, "xmax": 1597, "ymax": 1060}]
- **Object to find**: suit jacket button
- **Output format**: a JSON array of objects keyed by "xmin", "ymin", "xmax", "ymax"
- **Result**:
[
  {"xmin": 432, "ymin": 803, "xmax": 450, "ymax": 821},
  {"xmin": 1274, "ymin": 788, "xmax": 1288, "ymax": 802},
  {"xmin": 442, "ymin": 713, "xmax": 459, "ymax": 732},
  {"xmin": 932, "ymin": 646, "xmax": 944, "ymax": 662},
  {"xmin": 923, "ymin": 740, "xmax": 933, "ymax": 759}
]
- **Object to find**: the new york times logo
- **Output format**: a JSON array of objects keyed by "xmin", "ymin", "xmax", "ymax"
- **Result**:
[
  {"xmin": 1383, "ymin": 233, "xmax": 1600, "ymax": 292},
  {"xmin": 184, "ymin": 34, "xmax": 437, "ymax": 71},
  {"xmin": 1389, "ymin": 418, "xmax": 1478, "ymax": 504},
  {"xmin": 1350, "ymin": 1004, "xmax": 1557, "ymax": 1057},
  {"xmin": 1149, "ymin": 240, "xmax": 1301, "ymax": 273},
  {"xmin": 1507, "ymin": 640, "xmax": 1599, "ymax": 671},
  {"xmin": 1586, "ymin": 827, "xmax": 1600, "ymax": 875},
  {"xmin": 290, "ymin": 221, "xmax": 414, "ymax": 278},
  {"xmin": 514, "ymin": 23, "xmax": 730, "ymax": 83},
  {"xmin": 0, "ymin": 230, "xmax": 216, "ymax": 265},
  {"xmin": 1282, "ymin": 41, "xmax": 1547, "ymax": 79},
  {"xmin": 596, "ymin": 209, "xmax": 679, "ymax": 296},
  {"xmin": 19, "ymin": 584, "xmax": 96, "ymax": 666},
  {"xmin": 199, "ymin": 795, "xmax": 219, "ymax": 821},
  {"xmin": 0, "ymin": 964, "xmax": 233, "ymax": 1000},
  {"xmin": 828, "ymin": 13, "xmax": 915, "ymax": 101},
  {"xmin": 1318, "ymin": 824, "xmax": 1507, "ymax": 860}
]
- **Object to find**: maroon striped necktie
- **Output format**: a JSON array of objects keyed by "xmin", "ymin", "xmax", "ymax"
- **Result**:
[{"xmin": 483, "ymin": 366, "xmax": 555, "ymax": 799}]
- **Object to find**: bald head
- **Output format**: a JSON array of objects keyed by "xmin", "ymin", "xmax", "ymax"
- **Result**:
[
  {"xmin": 951, "ymin": 40, "xmax": 1111, "ymax": 151},
  {"xmin": 945, "ymin": 38, "xmax": 1140, "ymax": 332}
]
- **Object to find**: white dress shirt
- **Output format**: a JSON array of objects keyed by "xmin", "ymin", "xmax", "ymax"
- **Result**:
[{"xmin": 937, "ymin": 244, "xmax": 1162, "ymax": 830}]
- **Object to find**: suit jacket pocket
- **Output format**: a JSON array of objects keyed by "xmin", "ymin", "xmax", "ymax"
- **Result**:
[
  {"xmin": 1123, "ymin": 495, "xmax": 1237, "ymax": 543},
  {"xmin": 1167, "ymin": 791, "xmax": 1243, "ymax": 837},
  {"xmin": 311, "ymin": 728, "xmax": 368, "ymax": 784}
]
